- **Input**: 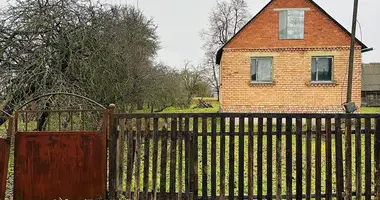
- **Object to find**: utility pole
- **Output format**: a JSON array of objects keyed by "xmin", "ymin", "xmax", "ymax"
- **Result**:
[{"xmin": 345, "ymin": 0, "xmax": 359, "ymax": 113}]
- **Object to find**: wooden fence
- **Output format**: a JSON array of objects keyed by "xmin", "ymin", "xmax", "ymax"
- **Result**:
[{"xmin": 108, "ymin": 112, "xmax": 380, "ymax": 200}]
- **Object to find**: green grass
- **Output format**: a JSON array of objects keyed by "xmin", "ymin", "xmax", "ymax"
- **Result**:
[
  {"xmin": 159, "ymin": 101, "xmax": 219, "ymax": 113},
  {"xmin": 134, "ymin": 101, "xmax": 379, "ymax": 115},
  {"xmin": 360, "ymin": 107, "xmax": 380, "ymax": 113},
  {"xmin": 134, "ymin": 98, "xmax": 219, "ymax": 114}
]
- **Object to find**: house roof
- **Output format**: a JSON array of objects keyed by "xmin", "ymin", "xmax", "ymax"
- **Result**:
[{"xmin": 216, "ymin": 0, "xmax": 369, "ymax": 65}]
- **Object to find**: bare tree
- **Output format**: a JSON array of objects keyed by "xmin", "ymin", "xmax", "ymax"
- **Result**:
[
  {"xmin": 201, "ymin": 0, "xmax": 251, "ymax": 100},
  {"xmin": 180, "ymin": 61, "xmax": 211, "ymax": 106},
  {"xmin": 0, "ymin": 0, "xmax": 162, "ymax": 124}
]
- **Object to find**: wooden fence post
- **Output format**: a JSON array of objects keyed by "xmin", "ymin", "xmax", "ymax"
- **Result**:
[
  {"xmin": 375, "ymin": 117, "xmax": 380, "ymax": 199},
  {"xmin": 108, "ymin": 104, "xmax": 117, "ymax": 200}
]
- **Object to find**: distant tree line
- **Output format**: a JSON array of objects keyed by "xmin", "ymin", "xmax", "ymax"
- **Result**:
[{"xmin": 0, "ymin": 0, "xmax": 211, "ymax": 124}]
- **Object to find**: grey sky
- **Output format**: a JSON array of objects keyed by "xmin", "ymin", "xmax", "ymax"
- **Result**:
[{"xmin": 1, "ymin": 0, "xmax": 379, "ymax": 68}]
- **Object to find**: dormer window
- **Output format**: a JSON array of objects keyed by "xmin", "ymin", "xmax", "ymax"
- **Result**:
[{"xmin": 279, "ymin": 10, "xmax": 305, "ymax": 40}]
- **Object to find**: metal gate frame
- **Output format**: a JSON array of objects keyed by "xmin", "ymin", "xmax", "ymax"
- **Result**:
[
  {"xmin": 12, "ymin": 93, "xmax": 109, "ymax": 200},
  {"xmin": 0, "ymin": 110, "xmax": 13, "ymax": 200}
]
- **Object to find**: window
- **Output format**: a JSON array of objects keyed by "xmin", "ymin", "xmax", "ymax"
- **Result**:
[
  {"xmin": 251, "ymin": 57, "xmax": 273, "ymax": 82},
  {"xmin": 279, "ymin": 10, "xmax": 305, "ymax": 39},
  {"xmin": 311, "ymin": 57, "xmax": 333, "ymax": 82}
]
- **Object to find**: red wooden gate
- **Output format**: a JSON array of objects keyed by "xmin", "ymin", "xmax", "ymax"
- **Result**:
[
  {"xmin": 13, "ymin": 108, "xmax": 108, "ymax": 200},
  {"xmin": 0, "ymin": 112, "xmax": 13, "ymax": 199}
]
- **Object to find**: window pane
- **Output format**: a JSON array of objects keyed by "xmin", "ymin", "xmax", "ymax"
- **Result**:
[
  {"xmin": 312, "ymin": 57, "xmax": 333, "ymax": 81},
  {"xmin": 312, "ymin": 58, "xmax": 317, "ymax": 81},
  {"xmin": 257, "ymin": 58, "xmax": 272, "ymax": 81},
  {"xmin": 287, "ymin": 10, "xmax": 304, "ymax": 39},
  {"xmin": 317, "ymin": 58, "xmax": 332, "ymax": 81},
  {"xmin": 279, "ymin": 11, "xmax": 288, "ymax": 39},
  {"xmin": 251, "ymin": 59, "xmax": 257, "ymax": 81}
]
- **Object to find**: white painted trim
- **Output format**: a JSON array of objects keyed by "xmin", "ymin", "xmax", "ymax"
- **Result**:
[{"xmin": 274, "ymin": 8, "xmax": 310, "ymax": 11}]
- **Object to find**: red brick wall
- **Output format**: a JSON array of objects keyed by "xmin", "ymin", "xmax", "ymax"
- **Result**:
[
  {"xmin": 225, "ymin": 0, "xmax": 361, "ymax": 49},
  {"xmin": 220, "ymin": 0, "xmax": 363, "ymax": 113},
  {"xmin": 220, "ymin": 48, "xmax": 362, "ymax": 113}
]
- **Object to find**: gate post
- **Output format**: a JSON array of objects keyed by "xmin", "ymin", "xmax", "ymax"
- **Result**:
[
  {"xmin": 375, "ymin": 117, "xmax": 380, "ymax": 199},
  {"xmin": 108, "ymin": 104, "xmax": 118, "ymax": 200}
]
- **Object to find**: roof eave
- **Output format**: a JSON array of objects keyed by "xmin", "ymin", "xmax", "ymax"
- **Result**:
[{"xmin": 216, "ymin": 49, "xmax": 223, "ymax": 65}]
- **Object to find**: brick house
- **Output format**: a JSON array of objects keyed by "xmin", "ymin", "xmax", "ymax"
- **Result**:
[{"xmin": 216, "ymin": 0, "xmax": 372, "ymax": 113}]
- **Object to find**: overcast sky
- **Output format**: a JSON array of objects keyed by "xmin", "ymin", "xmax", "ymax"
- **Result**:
[{"xmin": 1, "ymin": 0, "xmax": 379, "ymax": 68}]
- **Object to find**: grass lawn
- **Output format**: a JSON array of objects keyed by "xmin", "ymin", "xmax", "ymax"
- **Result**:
[
  {"xmin": 360, "ymin": 106, "xmax": 380, "ymax": 113},
  {"xmin": 133, "ymin": 98, "xmax": 219, "ymax": 114}
]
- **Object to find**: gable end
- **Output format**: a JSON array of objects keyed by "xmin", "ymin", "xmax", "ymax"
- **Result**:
[{"xmin": 216, "ymin": 0, "xmax": 368, "ymax": 65}]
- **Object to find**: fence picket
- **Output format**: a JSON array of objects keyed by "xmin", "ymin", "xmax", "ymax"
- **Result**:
[
  {"xmin": 211, "ymin": 117, "xmax": 217, "ymax": 199},
  {"xmin": 315, "ymin": 118, "xmax": 322, "ymax": 200},
  {"xmin": 267, "ymin": 118, "xmax": 273, "ymax": 200},
  {"xmin": 375, "ymin": 117, "xmax": 380, "ymax": 198},
  {"xmin": 125, "ymin": 119, "xmax": 134, "ymax": 199},
  {"xmin": 258, "ymin": 117, "xmax": 263, "ymax": 200},
  {"xmin": 306, "ymin": 118, "xmax": 312, "ymax": 200},
  {"xmin": 296, "ymin": 118, "xmax": 302, "ymax": 200},
  {"xmin": 355, "ymin": 118, "xmax": 362, "ymax": 200},
  {"xmin": 239, "ymin": 117, "xmax": 245, "ymax": 199},
  {"xmin": 220, "ymin": 117, "xmax": 226, "ymax": 200},
  {"xmin": 184, "ymin": 117, "xmax": 190, "ymax": 199},
  {"xmin": 276, "ymin": 118, "xmax": 282, "ymax": 200},
  {"xmin": 229, "ymin": 117, "xmax": 235, "ymax": 200},
  {"xmin": 178, "ymin": 117, "xmax": 183, "ymax": 200},
  {"xmin": 118, "ymin": 119, "xmax": 125, "ymax": 192},
  {"xmin": 325, "ymin": 118, "xmax": 332, "ymax": 200},
  {"xmin": 170, "ymin": 118, "xmax": 177, "ymax": 199},
  {"xmin": 202, "ymin": 117, "xmax": 208, "ymax": 199},
  {"xmin": 160, "ymin": 118, "xmax": 168, "ymax": 194},
  {"xmin": 248, "ymin": 116, "xmax": 254, "ymax": 200},
  {"xmin": 365, "ymin": 118, "xmax": 371, "ymax": 200},
  {"xmin": 152, "ymin": 118, "xmax": 159, "ymax": 200},
  {"xmin": 335, "ymin": 118, "xmax": 344, "ymax": 200},
  {"xmin": 143, "ymin": 118, "xmax": 150, "ymax": 199},
  {"xmin": 286, "ymin": 118, "xmax": 292, "ymax": 200},
  {"xmin": 345, "ymin": 118, "xmax": 353, "ymax": 200},
  {"xmin": 192, "ymin": 117, "xmax": 199, "ymax": 199},
  {"xmin": 134, "ymin": 118, "xmax": 142, "ymax": 200}
]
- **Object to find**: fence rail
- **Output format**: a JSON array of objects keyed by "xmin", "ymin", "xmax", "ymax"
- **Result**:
[{"xmin": 109, "ymin": 113, "xmax": 380, "ymax": 200}]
